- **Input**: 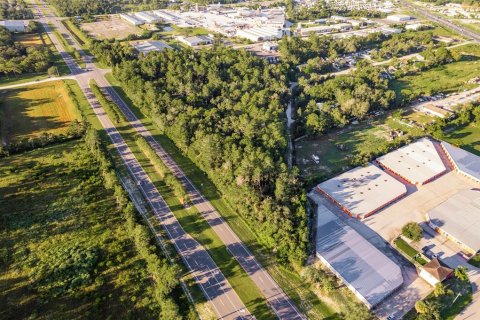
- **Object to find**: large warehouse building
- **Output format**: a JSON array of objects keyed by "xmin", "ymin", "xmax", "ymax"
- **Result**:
[
  {"xmin": 315, "ymin": 204, "xmax": 403, "ymax": 308},
  {"xmin": 427, "ymin": 189, "xmax": 480, "ymax": 255},
  {"xmin": 441, "ymin": 141, "xmax": 480, "ymax": 184},
  {"xmin": 376, "ymin": 138, "xmax": 447, "ymax": 185},
  {"xmin": 316, "ymin": 163, "xmax": 407, "ymax": 219}
]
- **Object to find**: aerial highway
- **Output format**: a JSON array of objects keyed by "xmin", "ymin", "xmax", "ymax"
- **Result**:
[
  {"xmin": 399, "ymin": 0, "xmax": 480, "ymax": 42},
  {"xmin": 32, "ymin": 2, "xmax": 251, "ymax": 319},
  {"xmin": 33, "ymin": 1, "xmax": 306, "ymax": 319},
  {"xmin": 36, "ymin": 2, "xmax": 306, "ymax": 318}
]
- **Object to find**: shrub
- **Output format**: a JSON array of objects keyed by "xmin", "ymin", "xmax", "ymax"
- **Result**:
[{"xmin": 402, "ymin": 221, "xmax": 423, "ymax": 242}]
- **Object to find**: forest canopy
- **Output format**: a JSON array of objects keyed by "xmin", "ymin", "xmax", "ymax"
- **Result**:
[{"xmin": 98, "ymin": 43, "xmax": 308, "ymax": 263}]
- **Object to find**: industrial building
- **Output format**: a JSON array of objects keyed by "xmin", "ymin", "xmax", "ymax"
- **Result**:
[
  {"xmin": 441, "ymin": 141, "xmax": 480, "ymax": 184},
  {"xmin": 236, "ymin": 26, "xmax": 284, "ymax": 42},
  {"xmin": 427, "ymin": 189, "xmax": 480, "ymax": 255},
  {"xmin": 134, "ymin": 11, "xmax": 161, "ymax": 24},
  {"xmin": 0, "ymin": 20, "xmax": 29, "ymax": 32},
  {"xmin": 119, "ymin": 14, "xmax": 144, "ymax": 26},
  {"xmin": 132, "ymin": 40, "xmax": 172, "ymax": 55},
  {"xmin": 386, "ymin": 14, "xmax": 414, "ymax": 22},
  {"xmin": 315, "ymin": 204, "xmax": 403, "ymax": 308},
  {"xmin": 316, "ymin": 163, "xmax": 407, "ymax": 219},
  {"xmin": 376, "ymin": 138, "xmax": 447, "ymax": 185},
  {"xmin": 178, "ymin": 35, "xmax": 214, "ymax": 47}
]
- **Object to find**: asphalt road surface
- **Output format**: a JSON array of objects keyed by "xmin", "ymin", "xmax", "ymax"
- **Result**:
[
  {"xmin": 32, "ymin": 2, "xmax": 252, "ymax": 319},
  {"xmin": 33, "ymin": 2, "xmax": 306, "ymax": 320},
  {"xmin": 399, "ymin": 0, "xmax": 480, "ymax": 42}
]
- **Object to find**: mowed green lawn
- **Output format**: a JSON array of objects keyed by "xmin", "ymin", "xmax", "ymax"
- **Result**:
[
  {"xmin": 392, "ymin": 44, "xmax": 480, "ymax": 99},
  {"xmin": 0, "ymin": 141, "xmax": 164, "ymax": 319},
  {"xmin": 0, "ymin": 80, "xmax": 81, "ymax": 144},
  {"xmin": 444, "ymin": 122, "xmax": 480, "ymax": 156}
]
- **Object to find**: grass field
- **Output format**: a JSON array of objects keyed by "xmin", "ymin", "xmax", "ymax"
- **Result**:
[
  {"xmin": 13, "ymin": 33, "xmax": 43, "ymax": 47},
  {"xmin": 444, "ymin": 122, "xmax": 480, "ymax": 156},
  {"xmin": 295, "ymin": 110, "xmax": 427, "ymax": 183},
  {"xmin": 0, "ymin": 80, "xmax": 81, "ymax": 144},
  {"xmin": 104, "ymin": 73, "xmax": 340, "ymax": 320},
  {"xmin": 0, "ymin": 140, "xmax": 175, "ymax": 319},
  {"xmin": 391, "ymin": 44, "xmax": 480, "ymax": 99}
]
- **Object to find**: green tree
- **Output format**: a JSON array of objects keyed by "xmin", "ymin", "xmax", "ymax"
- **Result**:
[
  {"xmin": 454, "ymin": 266, "xmax": 469, "ymax": 282},
  {"xmin": 402, "ymin": 222, "xmax": 423, "ymax": 242}
]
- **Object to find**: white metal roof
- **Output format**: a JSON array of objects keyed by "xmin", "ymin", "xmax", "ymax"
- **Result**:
[
  {"xmin": 317, "ymin": 163, "xmax": 407, "ymax": 218},
  {"xmin": 377, "ymin": 138, "xmax": 447, "ymax": 185},
  {"xmin": 132, "ymin": 41, "xmax": 172, "ymax": 54},
  {"xmin": 428, "ymin": 189, "xmax": 480, "ymax": 252},
  {"xmin": 441, "ymin": 141, "xmax": 480, "ymax": 182},
  {"xmin": 316, "ymin": 204, "xmax": 403, "ymax": 308}
]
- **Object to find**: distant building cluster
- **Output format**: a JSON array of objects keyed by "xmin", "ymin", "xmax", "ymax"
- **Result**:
[
  {"xmin": 121, "ymin": 6, "xmax": 290, "ymax": 42},
  {"xmin": 297, "ymin": 0, "xmax": 396, "ymax": 12}
]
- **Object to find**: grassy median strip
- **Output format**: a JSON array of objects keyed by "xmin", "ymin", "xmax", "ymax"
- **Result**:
[
  {"xmin": 88, "ymin": 79, "xmax": 275, "ymax": 319},
  {"xmin": 104, "ymin": 73, "xmax": 337, "ymax": 319},
  {"xmin": 50, "ymin": 24, "xmax": 85, "ymax": 69}
]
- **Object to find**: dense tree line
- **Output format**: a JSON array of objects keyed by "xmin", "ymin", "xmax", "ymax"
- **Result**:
[
  {"xmin": 84, "ymin": 127, "xmax": 184, "ymax": 319},
  {"xmin": 286, "ymin": 0, "xmax": 385, "ymax": 21},
  {"xmin": 370, "ymin": 31, "xmax": 436, "ymax": 60},
  {"xmin": 47, "ymin": 0, "xmax": 168, "ymax": 16},
  {"xmin": 0, "ymin": 0, "xmax": 33, "ymax": 19},
  {"xmin": 279, "ymin": 33, "xmax": 387, "ymax": 65},
  {"xmin": 0, "ymin": 26, "xmax": 51, "ymax": 76},
  {"xmin": 296, "ymin": 61, "xmax": 396, "ymax": 136},
  {"xmin": 93, "ymin": 44, "xmax": 308, "ymax": 263}
]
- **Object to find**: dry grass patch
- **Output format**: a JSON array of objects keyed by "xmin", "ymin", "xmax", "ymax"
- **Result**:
[{"xmin": 0, "ymin": 80, "xmax": 81, "ymax": 144}]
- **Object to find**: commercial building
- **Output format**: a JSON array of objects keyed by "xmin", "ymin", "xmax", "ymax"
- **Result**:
[
  {"xmin": 134, "ymin": 11, "xmax": 161, "ymax": 24},
  {"xmin": 387, "ymin": 14, "xmax": 414, "ymax": 22},
  {"xmin": 132, "ymin": 40, "xmax": 172, "ymax": 55},
  {"xmin": 441, "ymin": 141, "xmax": 480, "ymax": 184},
  {"xmin": 427, "ymin": 189, "xmax": 480, "ymax": 255},
  {"xmin": 0, "ymin": 20, "xmax": 29, "ymax": 32},
  {"xmin": 119, "ymin": 14, "xmax": 144, "ymax": 26},
  {"xmin": 405, "ymin": 23, "xmax": 429, "ymax": 31},
  {"xmin": 376, "ymin": 138, "xmax": 447, "ymax": 185},
  {"xmin": 236, "ymin": 26, "xmax": 284, "ymax": 42},
  {"xmin": 315, "ymin": 204, "xmax": 403, "ymax": 308},
  {"xmin": 178, "ymin": 35, "xmax": 214, "ymax": 47},
  {"xmin": 417, "ymin": 104, "xmax": 453, "ymax": 119},
  {"xmin": 299, "ymin": 25, "xmax": 335, "ymax": 36},
  {"xmin": 317, "ymin": 163, "xmax": 407, "ymax": 219},
  {"xmin": 418, "ymin": 258, "xmax": 452, "ymax": 286}
]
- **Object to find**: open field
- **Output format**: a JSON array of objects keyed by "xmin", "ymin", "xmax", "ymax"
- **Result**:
[
  {"xmin": 392, "ymin": 44, "xmax": 480, "ymax": 99},
  {"xmin": 295, "ymin": 111, "xmax": 426, "ymax": 183},
  {"xmin": 444, "ymin": 122, "xmax": 480, "ymax": 156},
  {"xmin": 0, "ymin": 80, "xmax": 81, "ymax": 144},
  {"xmin": 0, "ymin": 141, "xmax": 175, "ymax": 319},
  {"xmin": 82, "ymin": 15, "xmax": 142, "ymax": 40},
  {"xmin": 13, "ymin": 33, "xmax": 43, "ymax": 47},
  {"xmin": 104, "ymin": 73, "xmax": 341, "ymax": 320}
]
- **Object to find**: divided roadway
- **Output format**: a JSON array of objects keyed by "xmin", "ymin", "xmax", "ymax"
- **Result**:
[
  {"xmin": 32, "ymin": 2, "xmax": 251, "ymax": 319},
  {"xmin": 53, "ymin": 5, "xmax": 306, "ymax": 319},
  {"xmin": 399, "ymin": 0, "xmax": 480, "ymax": 42}
]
